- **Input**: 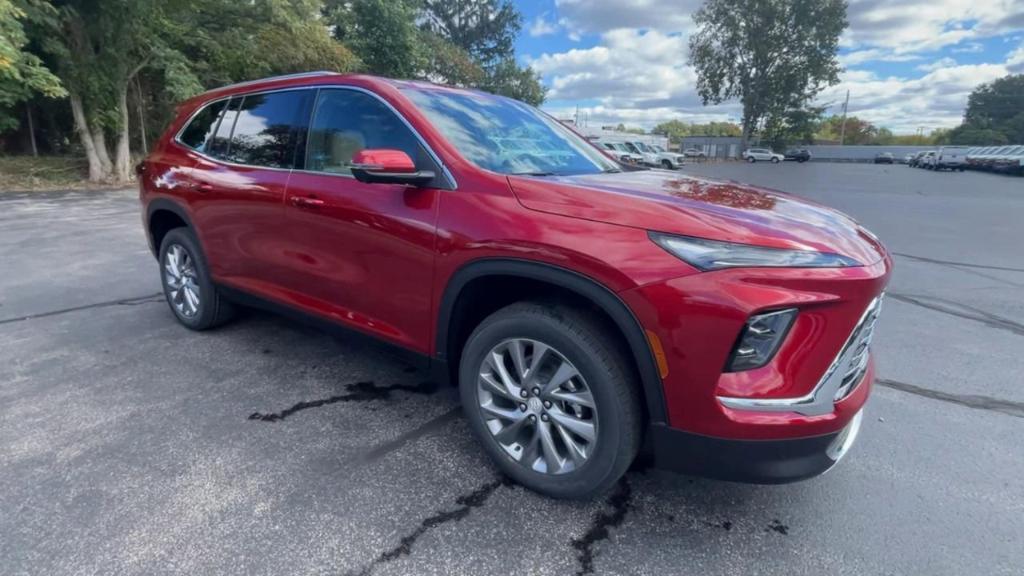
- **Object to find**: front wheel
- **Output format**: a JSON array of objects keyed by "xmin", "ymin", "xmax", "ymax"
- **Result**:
[
  {"xmin": 771, "ymin": 157, "xmax": 780, "ymax": 164},
  {"xmin": 661, "ymin": 159, "xmax": 673, "ymax": 169},
  {"xmin": 459, "ymin": 302, "xmax": 642, "ymax": 500},
  {"xmin": 746, "ymin": 157, "xmax": 755, "ymax": 163}
]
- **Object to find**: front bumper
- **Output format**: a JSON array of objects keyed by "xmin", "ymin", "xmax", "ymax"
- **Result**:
[{"xmin": 649, "ymin": 408, "xmax": 864, "ymax": 484}]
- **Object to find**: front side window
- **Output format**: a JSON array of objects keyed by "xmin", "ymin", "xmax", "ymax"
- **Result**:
[
  {"xmin": 179, "ymin": 99, "xmax": 227, "ymax": 152},
  {"xmin": 221, "ymin": 90, "xmax": 311, "ymax": 168},
  {"xmin": 402, "ymin": 87, "xmax": 618, "ymax": 176},
  {"xmin": 306, "ymin": 89, "xmax": 426, "ymax": 175}
]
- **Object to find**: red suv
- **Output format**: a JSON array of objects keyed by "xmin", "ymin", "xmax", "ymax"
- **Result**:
[{"xmin": 140, "ymin": 72, "xmax": 891, "ymax": 499}]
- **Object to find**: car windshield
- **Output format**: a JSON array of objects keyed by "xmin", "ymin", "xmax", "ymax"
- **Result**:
[
  {"xmin": 401, "ymin": 87, "xmax": 618, "ymax": 176},
  {"xmin": 653, "ymin": 145, "xmax": 666, "ymax": 153}
]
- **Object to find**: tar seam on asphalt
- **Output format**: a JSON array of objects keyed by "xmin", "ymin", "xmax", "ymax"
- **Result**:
[
  {"xmin": 0, "ymin": 293, "xmax": 164, "ymax": 325},
  {"xmin": 247, "ymin": 380, "xmax": 439, "ymax": 422},
  {"xmin": 766, "ymin": 519, "xmax": 789, "ymax": 535},
  {"xmin": 571, "ymin": 478, "xmax": 634, "ymax": 576},
  {"xmin": 876, "ymin": 378, "xmax": 1024, "ymax": 419},
  {"xmin": 357, "ymin": 407, "xmax": 461, "ymax": 465},
  {"xmin": 348, "ymin": 477, "xmax": 509, "ymax": 576},
  {"xmin": 887, "ymin": 292, "xmax": 1024, "ymax": 337},
  {"xmin": 894, "ymin": 252, "xmax": 1024, "ymax": 274}
]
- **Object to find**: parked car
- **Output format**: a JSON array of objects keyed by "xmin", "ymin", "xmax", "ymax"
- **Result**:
[
  {"xmin": 992, "ymin": 145, "xmax": 1024, "ymax": 174},
  {"xmin": 601, "ymin": 141, "xmax": 643, "ymax": 164},
  {"xmin": 683, "ymin": 147, "xmax": 707, "ymax": 158},
  {"xmin": 977, "ymin": 146, "xmax": 1015, "ymax": 170},
  {"xmin": 932, "ymin": 146, "xmax": 969, "ymax": 171},
  {"xmin": 650, "ymin": 144, "xmax": 687, "ymax": 169},
  {"xmin": 901, "ymin": 154, "xmax": 915, "ymax": 165},
  {"xmin": 742, "ymin": 148, "xmax": 784, "ymax": 163},
  {"xmin": 622, "ymin": 141, "xmax": 660, "ymax": 166},
  {"xmin": 784, "ymin": 148, "xmax": 811, "ymax": 163},
  {"xmin": 141, "ymin": 72, "xmax": 890, "ymax": 499},
  {"xmin": 907, "ymin": 151, "xmax": 926, "ymax": 167},
  {"xmin": 917, "ymin": 151, "xmax": 936, "ymax": 169},
  {"xmin": 601, "ymin": 142, "xmax": 634, "ymax": 164},
  {"xmin": 873, "ymin": 152, "xmax": 894, "ymax": 164}
]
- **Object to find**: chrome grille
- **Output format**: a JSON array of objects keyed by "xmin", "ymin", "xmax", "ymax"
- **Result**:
[{"xmin": 832, "ymin": 295, "xmax": 883, "ymax": 401}]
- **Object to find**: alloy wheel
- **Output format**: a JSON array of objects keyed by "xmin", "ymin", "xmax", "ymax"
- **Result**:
[
  {"xmin": 163, "ymin": 244, "xmax": 201, "ymax": 318},
  {"xmin": 477, "ymin": 338, "xmax": 597, "ymax": 475}
]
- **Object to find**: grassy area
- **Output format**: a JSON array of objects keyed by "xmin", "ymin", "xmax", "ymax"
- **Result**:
[{"xmin": 0, "ymin": 155, "xmax": 124, "ymax": 192}]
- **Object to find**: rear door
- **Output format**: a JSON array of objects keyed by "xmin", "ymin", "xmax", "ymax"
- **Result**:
[
  {"xmin": 278, "ymin": 87, "xmax": 447, "ymax": 353},
  {"xmin": 189, "ymin": 89, "xmax": 313, "ymax": 286}
]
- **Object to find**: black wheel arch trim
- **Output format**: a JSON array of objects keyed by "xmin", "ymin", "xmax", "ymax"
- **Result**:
[
  {"xmin": 435, "ymin": 258, "xmax": 668, "ymax": 425},
  {"xmin": 145, "ymin": 198, "xmax": 201, "ymax": 259}
]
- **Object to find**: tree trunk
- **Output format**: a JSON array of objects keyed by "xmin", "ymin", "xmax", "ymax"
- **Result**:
[
  {"xmin": 92, "ymin": 129, "xmax": 114, "ymax": 175},
  {"xmin": 69, "ymin": 92, "xmax": 107, "ymax": 182},
  {"xmin": 113, "ymin": 84, "xmax": 133, "ymax": 183},
  {"xmin": 26, "ymin": 102, "xmax": 38, "ymax": 157},
  {"xmin": 135, "ymin": 75, "xmax": 148, "ymax": 155}
]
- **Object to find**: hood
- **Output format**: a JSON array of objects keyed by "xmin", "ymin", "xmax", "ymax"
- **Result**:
[{"xmin": 508, "ymin": 170, "xmax": 884, "ymax": 265}]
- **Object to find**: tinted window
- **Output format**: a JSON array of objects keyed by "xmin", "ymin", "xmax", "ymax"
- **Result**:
[
  {"xmin": 208, "ymin": 97, "xmax": 240, "ymax": 158},
  {"xmin": 222, "ymin": 90, "xmax": 310, "ymax": 168},
  {"xmin": 179, "ymin": 99, "xmax": 227, "ymax": 151},
  {"xmin": 306, "ymin": 89, "xmax": 425, "ymax": 175},
  {"xmin": 402, "ymin": 87, "xmax": 618, "ymax": 176}
]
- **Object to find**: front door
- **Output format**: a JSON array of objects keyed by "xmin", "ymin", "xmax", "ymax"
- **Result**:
[{"xmin": 280, "ymin": 88, "xmax": 445, "ymax": 353}]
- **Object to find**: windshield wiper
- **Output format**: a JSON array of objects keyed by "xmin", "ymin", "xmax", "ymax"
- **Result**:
[
  {"xmin": 511, "ymin": 171, "xmax": 557, "ymax": 176},
  {"xmin": 602, "ymin": 168, "xmax": 622, "ymax": 173}
]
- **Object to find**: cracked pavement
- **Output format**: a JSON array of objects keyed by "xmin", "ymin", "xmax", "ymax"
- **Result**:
[{"xmin": 2, "ymin": 163, "xmax": 1023, "ymax": 575}]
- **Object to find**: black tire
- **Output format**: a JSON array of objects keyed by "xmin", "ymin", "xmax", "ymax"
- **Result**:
[
  {"xmin": 661, "ymin": 159, "xmax": 673, "ymax": 169},
  {"xmin": 746, "ymin": 157, "xmax": 755, "ymax": 163},
  {"xmin": 158, "ymin": 227, "xmax": 235, "ymax": 330},
  {"xmin": 771, "ymin": 157, "xmax": 780, "ymax": 164},
  {"xmin": 459, "ymin": 302, "xmax": 642, "ymax": 500}
]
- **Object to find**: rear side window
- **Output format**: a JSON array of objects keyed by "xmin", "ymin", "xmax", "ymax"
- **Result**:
[
  {"xmin": 178, "ymin": 99, "xmax": 227, "ymax": 152},
  {"xmin": 305, "ymin": 89, "xmax": 426, "ymax": 175},
  {"xmin": 221, "ymin": 90, "xmax": 312, "ymax": 168},
  {"xmin": 208, "ymin": 97, "xmax": 241, "ymax": 158}
]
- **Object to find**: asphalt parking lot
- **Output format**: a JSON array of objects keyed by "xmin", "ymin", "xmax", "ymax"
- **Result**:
[{"xmin": 2, "ymin": 162, "xmax": 1022, "ymax": 575}]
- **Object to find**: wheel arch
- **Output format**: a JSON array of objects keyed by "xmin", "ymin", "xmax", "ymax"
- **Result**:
[
  {"xmin": 145, "ymin": 198, "xmax": 197, "ymax": 259},
  {"xmin": 435, "ymin": 258, "xmax": 668, "ymax": 425}
]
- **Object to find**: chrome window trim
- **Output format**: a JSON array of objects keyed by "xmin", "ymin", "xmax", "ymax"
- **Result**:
[
  {"xmin": 172, "ymin": 84, "xmax": 458, "ymax": 190},
  {"xmin": 717, "ymin": 295, "xmax": 883, "ymax": 416}
]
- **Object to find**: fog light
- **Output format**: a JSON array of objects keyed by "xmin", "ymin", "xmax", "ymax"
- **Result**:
[{"xmin": 726, "ymin": 308, "xmax": 797, "ymax": 372}]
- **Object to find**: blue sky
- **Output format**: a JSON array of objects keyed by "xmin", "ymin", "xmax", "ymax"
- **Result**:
[{"xmin": 511, "ymin": 0, "xmax": 1024, "ymax": 134}]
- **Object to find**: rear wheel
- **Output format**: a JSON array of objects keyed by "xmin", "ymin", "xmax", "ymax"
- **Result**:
[
  {"xmin": 771, "ymin": 157, "xmax": 780, "ymax": 164},
  {"xmin": 747, "ymin": 157, "xmax": 755, "ymax": 163},
  {"xmin": 159, "ymin": 228, "xmax": 235, "ymax": 330},
  {"xmin": 459, "ymin": 302, "xmax": 642, "ymax": 499}
]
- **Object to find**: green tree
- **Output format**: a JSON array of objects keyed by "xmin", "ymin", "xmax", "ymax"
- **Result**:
[
  {"xmin": 0, "ymin": 0, "xmax": 65, "ymax": 147},
  {"xmin": 420, "ymin": 0, "xmax": 544, "ymax": 104},
  {"xmin": 327, "ymin": 0, "xmax": 420, "ymax": 79},
  {"xmin": 689, "ymin": 0, "xmax": 847, "ymax": 148},
  {"xmin": 763, "ymin": 105, "xmax": 824, "ymax": 149},
  {"xmin": 963, "ymin": 74, "xmax": 1024, "ymax": 129}
]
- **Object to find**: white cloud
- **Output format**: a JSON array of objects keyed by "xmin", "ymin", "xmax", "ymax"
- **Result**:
[
  {"xmin": 916, "ymin": 57, "xmax": 959, "ymax": 72},
  {"xmin": 1008, "ymin": 41, "xmax": 1024, "ymax": 72},
  {"xmin": 554, "ymin": 0, "xmax": 700, "ymax": 36},
  {"xmin": 529, "ymin": 0, "xmax": 1024, "ymax": 133},
  {"xmin": 528, "ymin": 14, "xmax": 558, "ymax": 37}
]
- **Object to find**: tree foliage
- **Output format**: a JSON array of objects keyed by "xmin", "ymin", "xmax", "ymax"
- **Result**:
[
  {"xmin": 0, "ymin": 0, "xmax": 65, "ymax": 131},
  {"xmin": 652, "ymin": 119, "xmax": 742, "ymax": 142},
  {"xmin": 688, "ymin": 0, "xmax": 847, "ymax": 146},
  {"xmin": 949, "ymin": 74, "xmax": 1024, "ymax": 145}
]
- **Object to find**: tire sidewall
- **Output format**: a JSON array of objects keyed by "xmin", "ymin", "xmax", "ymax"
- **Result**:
[
  {"xmin": 459, "ymin": 311, "xmax": 632, "ymax": 499},
  {"xmin": 159, "ymin": 228, "xmax": 218, "ymax": 330}
]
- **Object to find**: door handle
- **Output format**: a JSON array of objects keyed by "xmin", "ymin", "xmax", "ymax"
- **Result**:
[
  {"xmin": 290, "ymin": 196, "xmax": 325, "ymax": 209},
  {"xmin": 194, "ymin": 183, "xmax": 214, "ymax": 193}
]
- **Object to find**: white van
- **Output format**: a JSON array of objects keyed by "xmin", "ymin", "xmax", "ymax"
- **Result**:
[{"xmin": 932, "ymin": 146, "xmax": 969, "ymax": 171}]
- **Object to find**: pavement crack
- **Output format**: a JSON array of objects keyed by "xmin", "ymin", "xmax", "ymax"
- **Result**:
[
  {"xmin": 876, "ymin": 378, "xmax": 1024, "ymax": 419},
  {"xmin": 571, "ymin": 478, "xmax": 634, "ymax": 576},
  {"xmin": 0, "ymin": 293, "xmax": 164, "ymax": 325},
  {"xmin": 248, "ymin": 380, "xmax": 439, "ymax": 422},
  {"xmin": 887, "ymin": 292, "xmax": 1024, "ymax": 337},
  {"xmin": 350, "ymin": 477, "xmax": 508, "ymax": 576},
  {"xmin": 894, "ymin": 252, "xmax": 1024, "ymax": 274}
]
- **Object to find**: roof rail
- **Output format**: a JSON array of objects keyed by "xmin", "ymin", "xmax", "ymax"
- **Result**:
[{"xmin": 212, "ymin": 71, "xmax": 339, "ymax": 92}]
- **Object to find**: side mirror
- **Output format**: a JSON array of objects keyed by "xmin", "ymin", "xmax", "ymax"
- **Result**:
[{"xmin": 350, "ymin": 149, "xmax": 435, "ymax": 186}]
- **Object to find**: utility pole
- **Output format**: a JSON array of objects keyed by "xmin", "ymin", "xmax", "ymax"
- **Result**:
[
  {"xmin": 839, "ymin": 90, "xmax": 850, "ymax": 146},
  {"xmin": 574, "ymin": 105, "xmax": 579, "ymax": 126}
]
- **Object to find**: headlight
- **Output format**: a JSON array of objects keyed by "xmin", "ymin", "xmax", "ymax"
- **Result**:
[{"xmin": 649, "ymin": 232, "xmax": 861, "ymax": 271}]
